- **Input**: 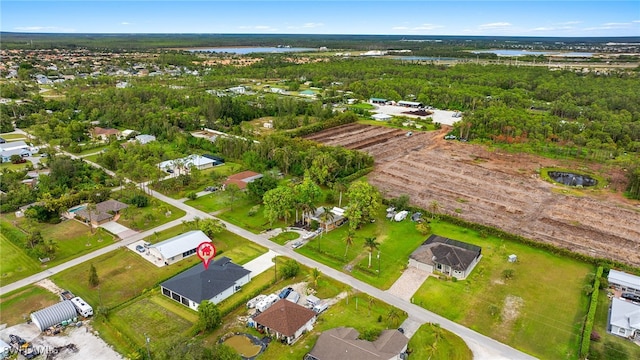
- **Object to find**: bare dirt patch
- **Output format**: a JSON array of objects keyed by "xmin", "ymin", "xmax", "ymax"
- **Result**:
[
  {"xmin": 309, "ymin": 124, "xmax": 640, "ymax": 267},
  {"xmin": 36, "ymin": 279, "xmax": 64, "ymax": 295}
]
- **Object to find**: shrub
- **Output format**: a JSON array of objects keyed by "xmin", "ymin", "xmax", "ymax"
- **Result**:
[
  {"xmin": 580, "ymin": 266, "xmax": 603, "ymax": 358},
  {"xmin": 186, "ymin": 191, "xmax": 198, "ymax": 200},
  {"xmin": 590, "ymin": 331, "xmax": 600, "ymax": 342},
  {"xmin": 360, "ymin": 328, "xmax": 381, "ymax": 341},
  {"xmin": 279, "ymin": 259, "xmax": 300, "ymax": 279},
  {"xmin": 129, "ymin": 194, "xmax": 149, "ymax": 208}
]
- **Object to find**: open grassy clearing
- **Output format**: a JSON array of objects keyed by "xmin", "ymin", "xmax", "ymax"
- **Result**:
[
  {"xmin": 0, "ymin": 133, "xmax": 28, "ymax": 140},
  {"xmin": 109, "ymin": 294, "xmax": 196, "ymax": 353},
  {"xmin": 590, "ymin": 290, "xmax": 640, "ymax": 360},
  {"xmin": 296, "ymin": 208, "xmax": 427, "ymax": 289},
  {"xmin": 0, "ymin": 161, "xmax": 30, "ymax": 171},
  {"xmin": 113, "ymin": 197, "xmax": 186, "ymax": 231},
  {"xmin": 76, "ymin": 145, "xmax": 108, "ymax": 156},
  {"xmin": 217, "ymin": 201, "xmax": 287, "ymax": 234},
  {"xmin": 0, "ymin": 233, "xmax": 41, "ymax": 286},
  {"xmin": 185, "ymin": 190, "xmax": 250, "ymax": 214},
  {"xmin": 0, "ymin": 286, "xmax": 59, "ymax": 326},
  {"xmin": 408, "ymin": 323, "xmax": 472, "ymax": 360},
  {"xmin": 1, "ymin": 215, "xmax": 116, "ymax": 283},
  {"xmin": 412, "ymin": 221, "xmax": 593, "ymax": 360},
  {"xmin": 156, "ymin": 162, "xmax": 244, "ymax": 200}
]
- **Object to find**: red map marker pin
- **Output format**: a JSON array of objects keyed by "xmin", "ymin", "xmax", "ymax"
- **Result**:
[{"xmin": 196, "ymin": 242, "xmax": 216, "ymax": 270}]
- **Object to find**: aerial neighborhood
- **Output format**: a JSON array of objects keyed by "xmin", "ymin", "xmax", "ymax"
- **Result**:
[{"xmin": 0, "ymin": 28, "xmax": 639, "ymax": 360}]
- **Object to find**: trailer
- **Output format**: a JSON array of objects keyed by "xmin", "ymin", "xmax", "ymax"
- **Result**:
[
  {"xmin": 70, "ymin": 297, "xmax": 93, "ymax": 317},
  {"xmin": 256, "ymin": 294, "xmax": 279, "ymax": 312},
  {"xmin": 285, "ymin": 291, "xmax": 300, "ymax": 304},
  {"xmin": 247, "ymin": 294, "xmax": 267, "ymax": 309},
  {"xmin": 394, "ymin": 210, "xmax": 409, "ymax": 222},
  {"xmin": 312, "ymin": 302, "xmax": 328, "ymax": 314}
]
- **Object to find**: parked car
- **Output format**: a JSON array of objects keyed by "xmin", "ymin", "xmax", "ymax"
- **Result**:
[
  {"xmin": 279, "ymin": 287, "xmax": 293, "ymax": 299},
  {"xmin": 621, "ymin": 293, "xmax": 640, "ymax": 302},
  {"xmin": 205, "ymin": 186, "xmax": 218, "ymax": 192},
  {"xmin": 135, "ymin": 245, "xmax": 145, "ymax": 253}
]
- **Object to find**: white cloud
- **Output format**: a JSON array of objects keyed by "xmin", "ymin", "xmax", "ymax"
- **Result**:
[
  {"xmin": 238, "ymin": 25, "xmax": 278, "ymax": 32},
  {"xmin": 302, "ymin": 22, "xmax": 324, "ymax": 28},
  {"xmin": 633, "ymin": 20, "xmax": 640, "ymax": 23},
  {"xmin": 121, "ymin": 22, "xmax": 130, "ymax": 25},
  {"xmin": 14, "ymin": 26, "xmax": 75, "ymax": 32},
  {"xmin": 392, "ymin": 26, "xmax": 409, "ymax": 30},
  {"xmin": 532, "ymin": 27, "xmax": 554, "ymax": 32},
  {"xmin": 559, "ymin": 21, "xmax": 581, "ymax": 25},
  {"xmin": 479, "ymin": 22, "xmax": 512, "ymax": 29},
  {"xmin": 584, "ymin": 22, "xmax": 635, "ymax": 31}
]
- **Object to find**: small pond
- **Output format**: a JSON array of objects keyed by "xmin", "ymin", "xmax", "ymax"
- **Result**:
[
  {"xmin": 222, "ymin": 333, "xmax": 264, "ymax": 359},
  {"xmin": 548, "ymin": 171, "xmax": 597, "ymax": 187}
]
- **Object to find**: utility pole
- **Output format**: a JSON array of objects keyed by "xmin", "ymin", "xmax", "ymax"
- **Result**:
[{"xmin": 145, "ymin": 334, "xmax": 151, "ymax": 360}]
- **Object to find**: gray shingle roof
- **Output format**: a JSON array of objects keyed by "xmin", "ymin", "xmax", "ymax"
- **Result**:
[
  {"xmin": 410, "ymin": 235, "xmax": 481, "ymax": 271},
  {"xmin": 160, "ymin": 257, "xmax": 250, "ymax": 304},
  {"xmin": 307, "ymin": 327, "xmax": 408, "ymax": 360}
]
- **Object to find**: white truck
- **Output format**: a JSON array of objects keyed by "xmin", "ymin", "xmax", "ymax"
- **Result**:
[{"xmin": 312, "ymin": 301, "xmax": 329, "ymax": 314}]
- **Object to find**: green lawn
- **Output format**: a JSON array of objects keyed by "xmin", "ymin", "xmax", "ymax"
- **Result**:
[
  {"xmin": 0, "ymin": 286, "xmax": 59, "ymax": 326},
  {"xmin": 408, "ymin": 323, "xmax": 472, "ymax": 360},
  {"xmin": 0, "ymin": 161, "xmax": 30, "ymax": 171},
  {"xmin": 115, "ymin": 198, "xmax": 186, "ymax": 231},
  {"xmin": 0, "ymin": 216, "xmax": 117, "ymax": 284},
  {"xmin": 77, "ymin": 145, "xmax": 108, "ymax": 156},
  {"xmin": 217, "ymin": 201, "xmax": 287, "ymax": 234},
  {"xmin": 109, "ymin": 294, "xmax": 197, "ymax": 353},
  {"xmin": 0, "ymin": 134, "xmax": 28, "ymax": 140},
  {"xmin": 185, "ymin": 190, "xmax": 248, "ymax": 214},
  {"xmin": 0, "ymin": 233, "xmax": 41, "ymax": 286},
  {"xmin": 156, "ymin": 162, "xmax": 244, "ymax": 200},
  {"xmin": 296, "ymin": 208, "xmax": 427, "ymax": 289},
  {"xmin": 411, "ymin": 221, "xmax": 593, "ymax": 360},
  {"xmin": 590, "ymin": 290, "xmax": 640, "ymax": 360},
  {"xmin": 269, "ymin": 231, "xmax": 300, "ymax": 245}
]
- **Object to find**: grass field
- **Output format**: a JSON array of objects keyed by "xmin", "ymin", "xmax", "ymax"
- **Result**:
[
  {"xmin": 0, "ymin": 286, "xmax": 59, "ymax": 326},
  {"xmin": 0, "ymin": 233, "xmax": 41, "ymax": 286},
  {"xmin": 412, "ymin": 221, "xmax": 593, "ymax": 360},
  {"xmin": 590, "ymin": 290, "xmax": 640, "ymax": 360},
  {"xmin": 109, "ymin": 294, "xmax": 197, "ymax": 353},
  {"xmin": 408, "ymin": 323, "xmax": 472, "ymax": 360},
  {"xmin": 114, "ymin": 197, "xmax": 185, "ymax": 231},
  {"xmin": 157, "ymin": 162, "xmax": 243, "ymax": 199},
  {"xmin": 217, "ymin": 201, "xmax": 287, "ymax": 234},
  {"xmin": 0, "ymin": 133, "xmax": 28, "ymax": 140},
  {"xmin": 0, "ymin": 215, "xmax": 116, "ymax": 284},
  {"xmin": 296, "ymin": 208, "xmax": 427, "ymax": 289},
  {"xmin": 185, "ymin": 190, "xmax": 252, "ymax": 214},
  {"xmin": 0, "ymin": 161, "xmax": 30, "ymax": 171}
]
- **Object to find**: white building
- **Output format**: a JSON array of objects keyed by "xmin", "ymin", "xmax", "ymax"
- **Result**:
[
  {"xmin": 158, "ymin": 154, "xmax": 217, "ymax": 173},
  {"xmin": 610, "ymin": 297, "xmax": 640, "ymax": 339},
  {"xmin": 609, "ymin": 270, "xmax": 640, "ymax": 295},
  {"xmin": 148, "ymin": 230, "xmax": 211, "ymax": 266},
  {"xmin": 372, "ymin": 113, "xmax": 392, "ymax": 121}
]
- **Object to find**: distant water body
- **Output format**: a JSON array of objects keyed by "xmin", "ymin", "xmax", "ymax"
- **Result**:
[
  {"xmin": 188, "ymin": 47, "xmax": 316, "ymax": 54},
  {"xmin": 393, "ymin": 56, "xmax": 457, "ymax": 61},
  {"xmin": 472, "ymin": 50, "xmax": 593, "ymax": 57}
]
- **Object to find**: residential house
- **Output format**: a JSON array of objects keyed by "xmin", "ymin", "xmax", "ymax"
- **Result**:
[
  {"xmin": 398, "ymin": 100, "xmax": 424, "ymax": 108},
  {"xmin": 305, "ymin": 327, "xmax": 408, "ymax": 360},
  {"xmin": 223, "ymin": 171, "xmax": 263, "ymax": 190},
  {"xmin": 609, "ymin": 270, "xmax": 640, "ymax": 296},
  {"xmin": 1, "ymin": 147, "xmax": 31, "ymax": 162},
  {"xmin": 91, "ymin": 127, "xmax": 121, "ymax": 141},
  {"xmin": 253, "ymin": 300, "xmax": 316, "ymax": 345},
  {"xmin": 369, "ymin": 98, "xmax": 388, "ymax": 105},
  {"xmin": 610, "ymin": 297, "xmax": 640, "ymax": 339},
  {"xmin": 161, "ymin": 257, "xmax": 251, "ymax": 310},
  {"xmin": 157, "ymin": 154, "xmax": 217, "ymax": 173},
  {"xmin": 409, "ymin": 235, "xmax": 482, "ymax": 280},
  {"xmin": 135, "ymin": 134, "xmax": 156, "ymax": 144},
  {"xmin": 307, "ymin": 207, "xmax": 347, "ymax": 232},
  {"xmin": 73, "ymin": 199, "xmax": 128, "ymax": 226},
  {"xmin": 148, "ymin": 230, "xmax": 211, "ymax": 266}
]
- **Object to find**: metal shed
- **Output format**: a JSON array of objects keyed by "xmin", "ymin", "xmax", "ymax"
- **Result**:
[{"xmin": 30, "ymin": 301, "xmax": 77, "ymax": 331}]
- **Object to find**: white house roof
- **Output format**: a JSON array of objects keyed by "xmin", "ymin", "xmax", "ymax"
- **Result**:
[
  {"xmin": 608, "ymin": 270, "xmax": 640, "ymax": 291},
  {"xmin": 158, "ymin": 154, "xmax": 216, "ymax": 170},
  {"xmin": 1, "ymin": 147, "xmax": 31, "ymax": 158},
  {"xmin": 135, "ymin": 134, "xmax": 156, "ymax": 144},
  {"xmin": 0, "ymin": 140, "xmax": 29, "ymax": 152},
  {"xmin": 372, "ymin": 113, "xmax": 392, "ymax": 120},
  {"xmin": 611, "ymin": 297, "xmax": 640, "ymax": 331},
  {"xmin": 150, "ymin": 230, "xmax": 211, "ymax": 260}
]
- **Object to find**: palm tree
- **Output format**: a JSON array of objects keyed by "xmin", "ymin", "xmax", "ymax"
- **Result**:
[
  {"xmin": 333, "ymin": 179, "xmax": 347, "ymax": 208},
  {"xmin": 319, "ymin": 206, "xmax": 335, "ymax": 235},
  {"xmin": 86, "ymin": 202, "xmax": 97, "ymax": 234},
  {"xmin": 364, "ymin": 237, "xmax": 380, "ymax": 268},
  {"xmin": 344, "ymin": 230, "xmax": 354, "ymax": 258},
  {"xmin": 310, "ymin": 268, "xmax": 321, "ymax": 290},
  {"xmin": 428, "ymin": 200, "xmax": 441, "ymax": 220},
  {"xmin": 387, "ymin": 308, "xmax": 400, "ymax": 327}
]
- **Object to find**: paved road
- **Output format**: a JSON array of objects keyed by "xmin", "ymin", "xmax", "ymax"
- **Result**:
[{"xmin": 1, "ymin": 138, "xmax": 537, "ymax": 359}]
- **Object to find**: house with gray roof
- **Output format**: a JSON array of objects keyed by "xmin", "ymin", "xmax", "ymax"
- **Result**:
[
  {"xmin": 409, "ymin": 235, "xmax": 482, "ymax": 280},
  {"xmin": 609, "ymin": 269, "xmax": 640, "ymax": 295},
  {"xmin": 610, "ymin": 297, "xmax": 640, "ymax": 339},
  {"xmin": 161, "ymin": 257, "xmax": 251, "ymax": 310},
  {"xmin": 148, "ymin": 230, "xmax": 211, "ymax": 266},
  {"xmin": 74, "ymin": 199, "xmax": 128, "ymax": 227},
  {"xmin": 305, "ymin": 327, "xmax": 408, "ymax": 360}
]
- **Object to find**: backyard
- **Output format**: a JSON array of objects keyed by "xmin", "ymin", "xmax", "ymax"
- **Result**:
[
  {"xmin": 590, "ymin": 290, "xmax": 640, "ymax": 360},
  {"xmin": 412, "ymin": 221, "xmax": 594, "ymax": 360},
  {"xmin": 408, "ymin": 323, "xmax": 472, "ymax": 360},
  {"xmin": 0, "ymin": 285, "xmax": 59, "ymax": 326}
]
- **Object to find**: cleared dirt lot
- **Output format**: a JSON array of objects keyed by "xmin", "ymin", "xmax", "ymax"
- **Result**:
[{"xmin": 306, "ymin": 124, "xmax": 640, "ymax": 267}]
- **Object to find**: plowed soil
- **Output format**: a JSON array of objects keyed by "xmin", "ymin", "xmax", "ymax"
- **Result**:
[{"xmin": 305, "ymin": 124, "xmax": 640, "ymax": 267}]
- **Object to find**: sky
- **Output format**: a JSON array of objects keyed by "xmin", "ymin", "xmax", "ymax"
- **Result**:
[{"xmin": 1, "ymin": 1, "xmax": 639, "ymax": 37}]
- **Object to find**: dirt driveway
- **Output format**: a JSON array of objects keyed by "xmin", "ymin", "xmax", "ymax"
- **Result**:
[{"xmin": 307, "ymin": 124, "xmax": 640, "ymax": 267}]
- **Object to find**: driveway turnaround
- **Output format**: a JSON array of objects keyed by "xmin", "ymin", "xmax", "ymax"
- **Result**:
[{"xmin": 386, "ymin": 267, "xmax": 431, "ymax": 302}]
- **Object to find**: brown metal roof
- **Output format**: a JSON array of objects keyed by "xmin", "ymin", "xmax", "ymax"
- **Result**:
[{"xmin": 253, "ymin": 299, "xmax": 316, "ymax": 337}]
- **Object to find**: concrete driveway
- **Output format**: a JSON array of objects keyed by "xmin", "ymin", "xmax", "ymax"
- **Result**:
[{"xmin": 99, "ymin": 221, "xmax": 137, "ymax": 239}]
